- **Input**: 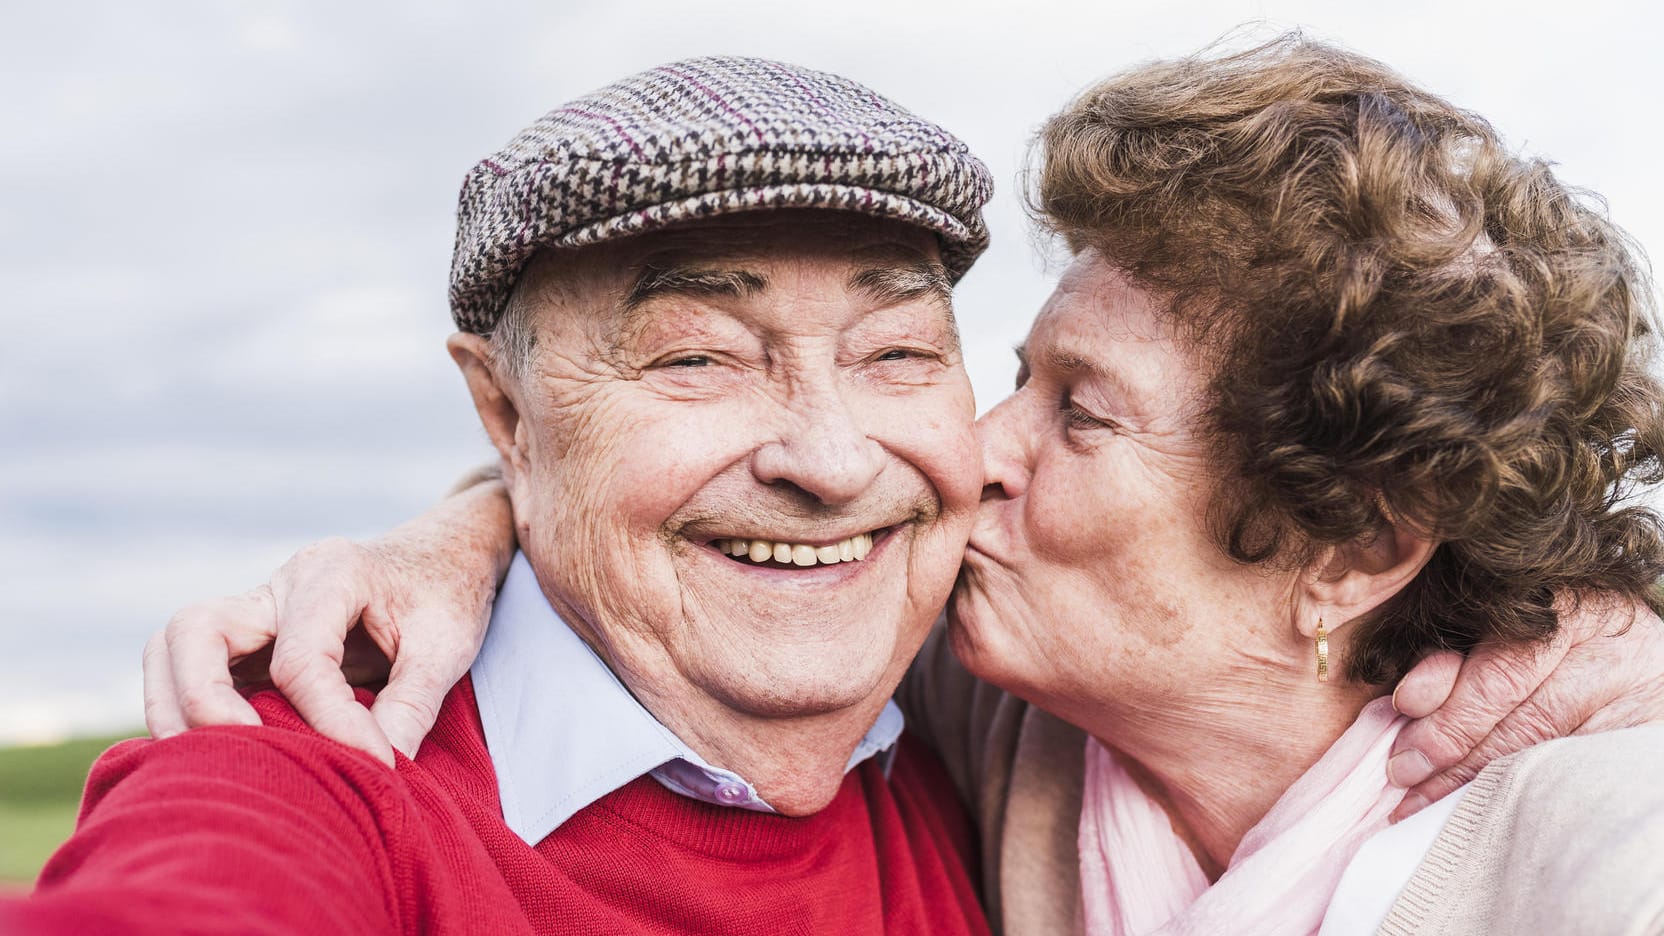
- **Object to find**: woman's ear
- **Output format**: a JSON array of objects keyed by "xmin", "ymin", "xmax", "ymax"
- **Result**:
[
  {"xmin": 1295, "ymin": 521, "xmax": 1438, "ymax": 639},
  {"xmin": 447, "ymin": 332, "xmax": 529, "ymax": 481}
]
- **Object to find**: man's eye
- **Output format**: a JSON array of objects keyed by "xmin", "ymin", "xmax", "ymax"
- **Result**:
[
  {"xmin": 663, "ymin": 354, "xmax": 713, "ymax": 368},
  {"xmin": 875, "ymin": 348, "xmax": 923, "ymax": 362}
]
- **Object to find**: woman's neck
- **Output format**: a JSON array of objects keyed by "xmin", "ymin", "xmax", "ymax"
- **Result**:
[{"xmin": 1086, "ymin": 666, "xmax": 1383, "ymax": 877}]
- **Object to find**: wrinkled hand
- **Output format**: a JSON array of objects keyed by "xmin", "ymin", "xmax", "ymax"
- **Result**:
[
  {"xmin": 143, "ymin": 478, "xmax": 514, "ymax": 766},
  {"xmin": 1388, "ymin": 595, "xmax": 1664, "ymax": 820}
]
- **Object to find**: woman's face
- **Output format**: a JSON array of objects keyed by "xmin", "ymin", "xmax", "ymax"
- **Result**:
[{"xmin": 949, "ymin": 253, "xmax": 1300, "ymax": 729}]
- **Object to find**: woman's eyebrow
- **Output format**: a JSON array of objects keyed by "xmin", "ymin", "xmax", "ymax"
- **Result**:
[
  {"xmin": 1029, "ymin": 342, "xmax": 1139, "ymax": 401},
  {"xmin": 1046, "ymin": 347, "xmax": 1103, "ymax": 376}
]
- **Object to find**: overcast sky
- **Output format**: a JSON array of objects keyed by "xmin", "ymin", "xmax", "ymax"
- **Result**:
[{"xmin": 2, "ymin": 0, "xmax": 1659, "ymax": 744}]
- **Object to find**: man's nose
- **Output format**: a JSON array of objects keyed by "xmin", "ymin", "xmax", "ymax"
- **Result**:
[
  {"xmin": 751, "ymin": 385, "xmax": 886, "ymax": 506},
  {"xmin": 975, "ymin": 393, "xmax": 1031, "ymax": 502}
]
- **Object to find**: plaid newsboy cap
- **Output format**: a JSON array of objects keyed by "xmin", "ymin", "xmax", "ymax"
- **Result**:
[{"xmin": 448, "ymin": 56, "xmax": 994, "ymax": 334}]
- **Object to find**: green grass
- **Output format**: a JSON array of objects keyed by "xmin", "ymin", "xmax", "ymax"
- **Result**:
[
  {"xmin": 0, "ymin": 733, "xmax": 139, "ymax": 885},
  {"xmin": 0, "ymin": 801, "xmax": 83, "ymax": 883}
]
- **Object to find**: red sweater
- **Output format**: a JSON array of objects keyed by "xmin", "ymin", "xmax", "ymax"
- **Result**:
[{"xmin": 4, "ymin": 679, "xmax": 989, "ymax": 935}]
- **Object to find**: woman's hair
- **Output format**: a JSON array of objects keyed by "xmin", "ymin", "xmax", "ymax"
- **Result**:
[{"xmin": 1032, "ymin": 33, "xmax": 1664, "ymax": 683}]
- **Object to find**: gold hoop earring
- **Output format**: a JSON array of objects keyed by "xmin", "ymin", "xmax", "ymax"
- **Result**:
[{"xmin": 1315, "ymin": 616, "xmax": 1330, "ymax": 683}]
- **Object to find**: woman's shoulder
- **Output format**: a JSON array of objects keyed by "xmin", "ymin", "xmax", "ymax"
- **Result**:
[
  {"xmin": 1479, "ymin": 722, "xmax": 1664, "ymax": 833},
  {"xmin": 1378, "ymin": 724, "xmax": 1664, "ymax": 936},
  {"xmin": 1495, "ymin": 722, "xmax": 1664, "ymax": 798}
]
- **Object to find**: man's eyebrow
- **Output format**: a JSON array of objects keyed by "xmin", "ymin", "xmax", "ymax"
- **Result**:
[
  {"xmin": 848, "ymin": 261, "xmax": 953, "ymax": 308},
  {"xmin": 623, "ymin": 265, "xmax": 767, "ymax": 310}
]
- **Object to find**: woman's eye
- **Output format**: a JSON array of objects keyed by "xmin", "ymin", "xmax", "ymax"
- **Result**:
[{"xmin": 1061, "ymin": 395, "xmax": 1111, "ymax": 431}]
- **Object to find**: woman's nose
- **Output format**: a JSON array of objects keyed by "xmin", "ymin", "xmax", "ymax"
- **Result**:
[{"xmin": 976, "ymin": 392, "xmax": 1031, "ymax": 502}]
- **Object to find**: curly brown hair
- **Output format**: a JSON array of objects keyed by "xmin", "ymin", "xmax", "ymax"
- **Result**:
[{"xmin": 1031, "ymin": 34, "xmax": 1664, "ymax": 684}]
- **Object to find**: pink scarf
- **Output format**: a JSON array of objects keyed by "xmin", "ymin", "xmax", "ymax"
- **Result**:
[{"xmin": 1078, "ymin": 697, "xmax": 1406, "ymax": 936}]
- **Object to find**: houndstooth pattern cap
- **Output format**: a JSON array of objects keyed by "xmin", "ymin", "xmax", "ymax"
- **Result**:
[{"xmin": 449, "ymin": 56, "xmax": 994, "ymax": 334}]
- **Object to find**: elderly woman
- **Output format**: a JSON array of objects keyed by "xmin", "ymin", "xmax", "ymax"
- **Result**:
[
  {"xmin": 145, "ymin": 37, "xmax": 1664, "ymax": 934},
  {"xmin": 925, "ymin": 37, "xmax": 1664, "ymax": 933}
]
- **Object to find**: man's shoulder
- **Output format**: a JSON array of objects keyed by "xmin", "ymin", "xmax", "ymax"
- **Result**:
[
  {"xmin": 30, "ymin": 683, "xmax": 521, "ymax": 935},
  {"xmin": 86, "ymin": 688, "xmax": 410, "ymax": 812},
  {"xmin": 88, "ymin": 680, "xmax": 491, "ymax": 811},
  {"xmin": 883, "ymin": 731, "xmax": 978, "ymax": 847}
]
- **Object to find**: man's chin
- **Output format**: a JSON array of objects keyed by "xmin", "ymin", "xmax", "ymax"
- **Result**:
[{"xmin": 698, "ymin": 658, "xmax": 899, "ymax": 720}]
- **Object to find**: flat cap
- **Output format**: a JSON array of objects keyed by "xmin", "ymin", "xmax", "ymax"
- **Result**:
[{"xmin": 449, "ymin": 56, "xmax": 994, "ymax": 334}]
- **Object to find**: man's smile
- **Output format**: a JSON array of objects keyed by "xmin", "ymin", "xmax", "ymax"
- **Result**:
[
  {"xmin": 680, "ymin": 526, "xmax": 907, "ymax": 585},
  {"xmin": 712, "ymin": 529, "xmax": 883, "ymax": 568}
]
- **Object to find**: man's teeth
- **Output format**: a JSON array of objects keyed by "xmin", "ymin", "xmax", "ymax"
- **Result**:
[{"xmin": 718, "ymin": 533, "xmax": 875, "ymax": 566}]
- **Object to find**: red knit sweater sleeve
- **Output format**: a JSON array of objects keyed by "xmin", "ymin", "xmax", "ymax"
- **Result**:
[{"xmin": 0, "ymin": 692, "xmax": 416, "ymax": 935}]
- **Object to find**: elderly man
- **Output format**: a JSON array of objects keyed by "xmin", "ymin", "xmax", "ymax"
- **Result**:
[{"xmin": 5, "ymin": 58, "xmax": 992, "ymax": 934}]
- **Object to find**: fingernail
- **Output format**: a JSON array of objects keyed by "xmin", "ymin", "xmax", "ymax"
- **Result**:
[
  {"xmin": 1387, "ymin": 750, "xmax": 1433, "ymax": 788},
  {"xmin": 1394, "ymin": 792, "xmax": 1428, "ymax": 820},
  {"xmin": 1390, "ymin": 681, "xmax": 1405, "ymax": 713}
]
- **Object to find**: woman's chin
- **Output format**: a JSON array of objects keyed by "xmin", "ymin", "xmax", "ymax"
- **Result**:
[{"xmin": 945, "ymin": 590, "xmax": 1019, "ymax": 685}]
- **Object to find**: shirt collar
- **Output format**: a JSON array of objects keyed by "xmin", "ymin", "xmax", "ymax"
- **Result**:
[{"xmin": 471, "ymin": 552, "xmax": 905, "ymax": 846}]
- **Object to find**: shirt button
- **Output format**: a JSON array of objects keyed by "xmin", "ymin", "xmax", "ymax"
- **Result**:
[{"xmin": 715, "ymin": 782, "xmax": 748, "ymax": 805}]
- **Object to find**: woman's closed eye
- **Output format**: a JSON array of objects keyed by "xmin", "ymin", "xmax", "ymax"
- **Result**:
[{"xmin": 1062, "ymin": 393, "xmax": 1116, "ymax": 431}]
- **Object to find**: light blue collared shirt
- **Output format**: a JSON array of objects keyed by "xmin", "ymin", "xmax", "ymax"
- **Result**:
[{"xmin": 471, "ymin": 552, "xmax": 906, "ymax": 846}]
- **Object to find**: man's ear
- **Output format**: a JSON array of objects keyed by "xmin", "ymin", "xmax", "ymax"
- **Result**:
[
  {"xmin": 447, "ymin": 333, "xmax": 527, "ymax": 478},
  {"xmin": 1295, "ymin": 520, "xmax": 1438, "ymax": 639}
]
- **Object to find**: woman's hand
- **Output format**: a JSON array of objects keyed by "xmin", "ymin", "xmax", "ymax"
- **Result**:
[
  {"xmin": 143, "ymin": 475, "xmax": 515, "ymax": 767},
  {"xmin": 1387, "ymin": 595, "xmax": 1664, "ymax": 820}
]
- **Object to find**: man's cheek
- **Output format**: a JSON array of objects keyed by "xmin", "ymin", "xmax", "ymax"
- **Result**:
[
  {"xmin": 915, "ymin": 430, "xmax": 983, "ymax": 520},
  {"xmin": 610, "ymin": 411, "xmax": 755, "ymax": 517}
]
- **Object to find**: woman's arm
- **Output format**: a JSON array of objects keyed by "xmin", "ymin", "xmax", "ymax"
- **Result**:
[
  {"xmin": 145, "ymin": 476, "xmax": 1664, "ymax": 793},
  {"xmin": 1386, "ymin": 594, "xmax": 1664, "ymax": 819},
  {"xmin": 144, "ymin": 468, "xmax": 515, "ymax": 765}
]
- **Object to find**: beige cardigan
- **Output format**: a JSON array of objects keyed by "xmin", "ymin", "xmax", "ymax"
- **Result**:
[
  {"xmin": 1378, "ymin": 723, "xmax": 1664, "ymax": 935},
  {"xmin": 896, "ymin": 626, "xmax": 1664, "ymax": 936}
]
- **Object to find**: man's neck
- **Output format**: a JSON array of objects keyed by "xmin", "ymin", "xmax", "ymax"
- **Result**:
[
  {"xmin": 1080, "ymin": 665, "xmax": 1382, "ymax": 877},
  {"xmin": 633, "ymin": 682, "xmax": 897, "ymax": 815},
  {"xmin": 548, "ymin": 594, "xmax": 905, "ymax": 817}
]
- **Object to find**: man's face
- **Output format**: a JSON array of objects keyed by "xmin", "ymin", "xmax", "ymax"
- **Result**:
[{"xmin": 484, "ymin": 212, "xmax": 980, "ymax": 720}]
